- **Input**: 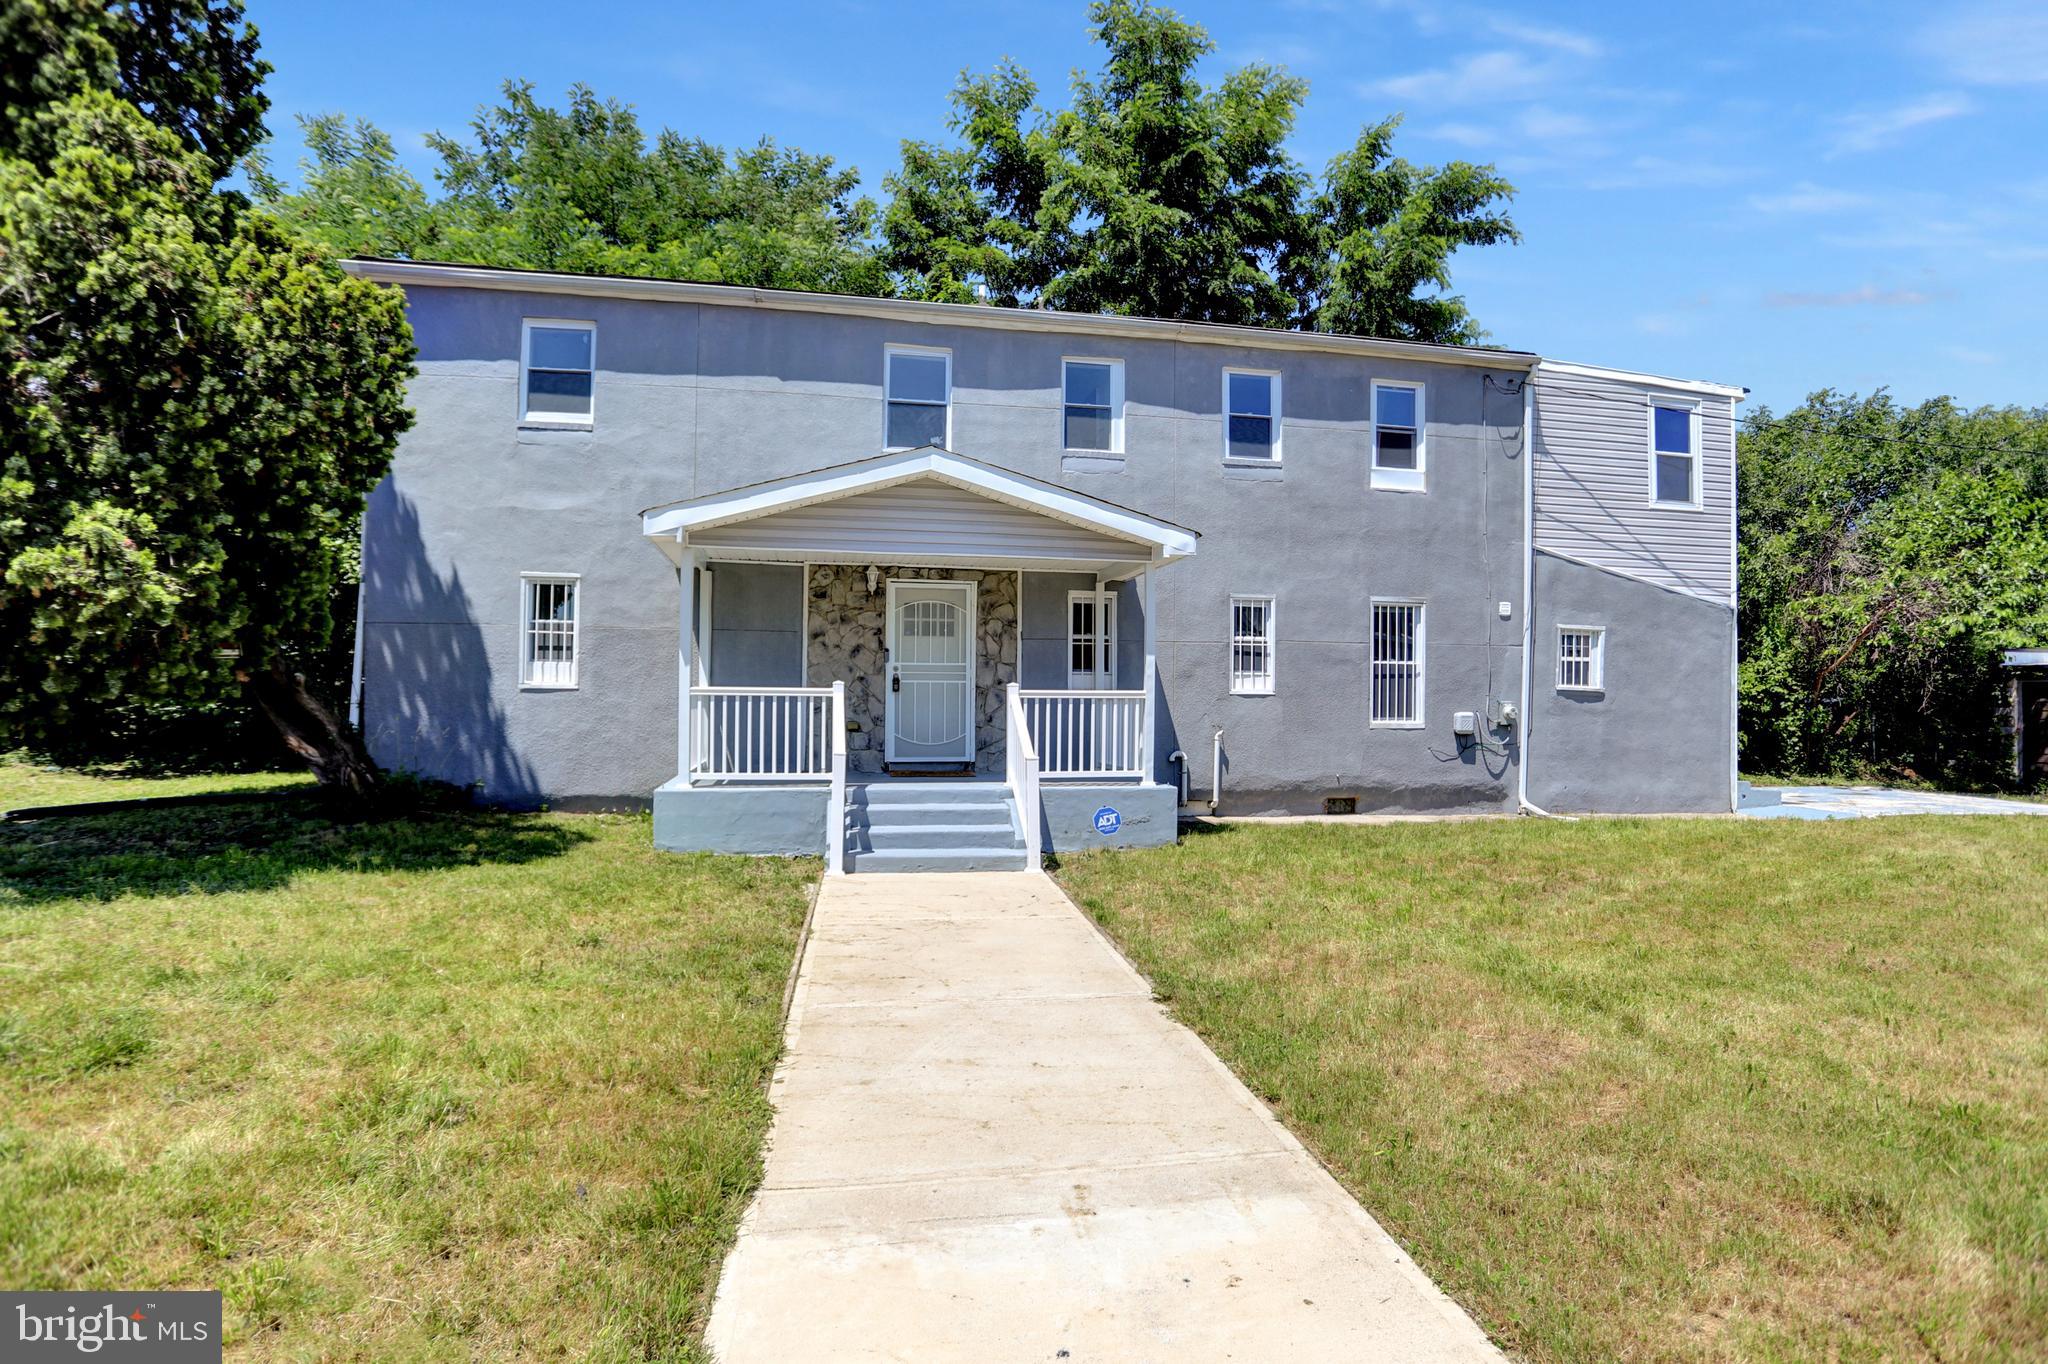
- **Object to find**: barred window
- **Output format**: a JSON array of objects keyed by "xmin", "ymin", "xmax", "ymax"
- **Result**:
[
  {"xmin": 522, "ymin": 575, "xmax": 579, "ymax": 688},
  {"xmin": 1370, "ymin": 601, "xmax": 1423, "ymax": 725},
  {"xmin": 1558, "ymin": 627, "xmax": 1605, "ymax": 691},
  {"xmin": 1229, "ymin": 595, "xmax": 1275, "ymax": 695}
]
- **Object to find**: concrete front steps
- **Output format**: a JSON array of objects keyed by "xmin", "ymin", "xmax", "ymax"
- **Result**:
[{"xmin": 844, "ymin": 781, "xmax": 1030, "ymax": 873}]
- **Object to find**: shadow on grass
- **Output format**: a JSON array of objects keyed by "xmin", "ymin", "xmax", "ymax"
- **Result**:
[{"xmin": 0, "ymin": 792, "xmax": 591, "ymax": 904}]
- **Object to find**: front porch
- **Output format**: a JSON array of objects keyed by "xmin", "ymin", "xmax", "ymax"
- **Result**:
[{"xmin": 641, "ymin": 449, "xmax": 1197, "ymax": 871}]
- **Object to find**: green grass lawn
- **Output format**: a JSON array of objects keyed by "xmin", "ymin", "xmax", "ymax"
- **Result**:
[
  {"xmin": 0, "ymin": 754, "xmax": 313, "ymax": 812},
  {"xmin": 1056, "ymin": 818, "xmax": 2048, "ymax": 1363},
  {"xmin": 0, "ymin": 765, "xmax": 814, "ymax": 1361}
]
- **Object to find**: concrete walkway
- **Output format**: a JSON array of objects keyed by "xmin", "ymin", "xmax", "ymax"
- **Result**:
[{"xmin": 706, "ymin": 872, "xmax": 1500, "ymax": 1363}]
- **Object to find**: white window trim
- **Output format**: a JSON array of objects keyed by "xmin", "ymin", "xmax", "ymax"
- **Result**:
[
  {"xmin": 1221, "ymin": 367, "xmax": 1282, "ymax": 464},
  {"xmin": 519, "ymin": 318, "xmax": 595, "ymax": 428},
  {"xmin": 1369, "ymin": 597, "xmax": 1426, "ymax": 728},
  {"xmin": 1647, "ymin": 398, "xmax": 1703, "ymax": 511},
  {"xmin": 1557, "ymin": 624, "xmax": 1606, "ymax": 692},
  {"xmin": 1370, "ymin": 379, "xmax": 1427, "ymax": 493},
  {"xmin": 1228, "ymin": 593, "xmax": 1277, "ymax": 696},
  {"xmin": 884, "ymin": 343, "xmax": 953, "ymax": 452},
  {"xmin": 519, "ymin": 572, "xmax": 582, "ymax": 690},
  {"xmin": 1061, "ymin": 356, "xmax": 1126, "ymax": 454},
  {"xmin": 1066, "ymin": 589, "xmax": 1119, "ymax": 688}
]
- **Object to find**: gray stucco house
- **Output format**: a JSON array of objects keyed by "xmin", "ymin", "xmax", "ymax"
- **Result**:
[{"xmin": 342, "ymin": 259, "xmax": 1742, "ymax": 871}]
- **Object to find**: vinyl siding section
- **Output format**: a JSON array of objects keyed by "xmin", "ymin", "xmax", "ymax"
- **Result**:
[
  {"xmin": 689, "ymin": 478, "xmax": 1149, "ymax": 561},
  {"xmin": 1531, "ymin": 366, "xmax": 1735, "ymax": 603}
]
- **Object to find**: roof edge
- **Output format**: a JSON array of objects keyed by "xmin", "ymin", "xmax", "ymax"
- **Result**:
[
  {"xmin": 1536, "ymin": 358, "xmax": 1746, "ymax": 401},
  {"xmin": 342, "ymin": 258, "xmax": 1539, "ymax": 371}
]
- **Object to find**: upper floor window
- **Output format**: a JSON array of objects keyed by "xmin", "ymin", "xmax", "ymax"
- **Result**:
[
  {"xmin": 1650, "ymin": 402, "xmax": 1700, "ymax": 508},
  {"xmin": 521, "ymin": 320, "xmax": 594, "ymax": 425},
  {"xmin": 1229, "ymin": 595, "xmax": 1275, "ymax": 695},
  {"xmin": 521, "ymin": 574, "xmax": 580, "ymax": 689},
  {"xmin": 1370, "ymin": 600, "xmax": 1424, "ymax": 726},
  {"xmin": 885, "ymin": 345, "xmax": 951, "ymax": 450},
  {"xmin": 1371, "ymin": 380, "xmax": 1425, "ymax": 491},
  {"xmin": 1063, "ymin": 358, "xmax": 1125, "ymax": 453},
  {"xmin": 1558, "ymin": 626, "xmax": 1605, "ymax": 691},
  {"xmin": 1223, "ymin": 368, "xmax": 1281, "ymax": 462}
]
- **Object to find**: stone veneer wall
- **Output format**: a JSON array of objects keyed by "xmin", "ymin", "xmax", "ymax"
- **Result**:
[{"xmin": 805, "ymin": 566, "xmax": 1018, "ymax": 773}]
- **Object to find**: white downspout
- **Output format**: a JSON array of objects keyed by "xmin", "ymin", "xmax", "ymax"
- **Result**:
[
  {"xmin": 1517, "ymin": 371, "xmax": 1570, "ymax": 820},
  {"xmin": 1209, "ymin": 728, "xmax": 1224, "ymax": 813},
  {"xmin": 347, "ymin": 512, "xmax": 369, "ymax": 732}
]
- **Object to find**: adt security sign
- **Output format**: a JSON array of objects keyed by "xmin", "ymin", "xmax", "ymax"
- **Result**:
[{"xmin": 1092, "ymin": 806, "xmax": 1122, "ymax": 837}]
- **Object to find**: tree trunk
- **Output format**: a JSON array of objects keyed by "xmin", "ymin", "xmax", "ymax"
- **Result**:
[{"xmin": 241, "ymin": 658, "xmax": 380, "ymax": 801}]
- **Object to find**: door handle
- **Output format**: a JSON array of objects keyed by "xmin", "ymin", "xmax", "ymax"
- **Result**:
[{"xmin": 891, "ymin": 672, "xmax": 901, "ymax": 693}]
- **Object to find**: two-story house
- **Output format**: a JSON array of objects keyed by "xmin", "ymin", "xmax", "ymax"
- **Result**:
[{"xmin": 343, "ymin": 259, "xmax": 1741, "ymax": 871}]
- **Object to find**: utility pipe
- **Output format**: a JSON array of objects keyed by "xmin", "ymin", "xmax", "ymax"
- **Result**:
[
  {"xmin": 1168, "ymin": 749, "xmax": 1188, "ymax": 806},
  {"xmin": 1209, "ymin": 728, "xmax": 1224, "ymax": 813},
  {"xmin": 1516, "ymin": 370, "xmax": 1575, "ymax": 822}
]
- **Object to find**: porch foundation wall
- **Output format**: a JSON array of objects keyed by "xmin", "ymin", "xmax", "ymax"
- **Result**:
[
  {"xmin": 652, "ymin": 782, "xmax": 827, "ymax": 856},
  {"xmin": 1039, "ymin": 783, "xmax": 1178, "ymax": 852}
]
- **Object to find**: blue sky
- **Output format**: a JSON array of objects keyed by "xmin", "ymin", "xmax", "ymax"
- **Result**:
[{"xmin": 249, "ymin": 0, "xmax": 2048, "ymax": 413}]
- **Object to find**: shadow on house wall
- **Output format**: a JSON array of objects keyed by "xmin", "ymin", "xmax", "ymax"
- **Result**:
[{"xmin": 357, "ymin": 485, "xmax": 541, "ymax": 803}]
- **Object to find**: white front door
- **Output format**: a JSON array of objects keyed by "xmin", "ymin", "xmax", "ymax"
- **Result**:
[{"xmin": 886, "ymin": 580, "xmax": 976, "ymax": 764}]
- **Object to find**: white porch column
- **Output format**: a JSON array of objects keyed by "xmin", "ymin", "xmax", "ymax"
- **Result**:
[
  {"xmin": 1140, "ymin": 563, "xmax": 1158, "ymax": 785},
  {"xmin": 1093, "ymin": 572, "xmax": 1108, "ymax": 690},
  {"xmin": 677, "ymin": 541, "xmax": 699, "ymax": 781}
]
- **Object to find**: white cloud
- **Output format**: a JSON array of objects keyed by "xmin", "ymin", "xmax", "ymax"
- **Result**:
[
  {"xmin": 1518, "ymin": 106, "xmax": 1601, "ymax": 141},
  {"xmin": 1486, "ymin": 19, "xmax": 1603, "ymax": 58},
  {"xmin": 1586, "ymin": 155, "xmax": 1748, "ymax": 190},
  {"xmin": 1828, "ymin": 93, "xmax": 1974, "ymax": 156},
  {"xmin": 1365, "ymin": 50, "xmax": 1557, "ymax": 104},
  {"xmin": 1923, "ymin": 2, "xmax": 2048, "ymax": 85},
  {"xmin": 1748, "ymin": 182, "xmax": 1874, "ymax": 215},
  {"xmin": 1635, "ymin": 313, "xmax": 1690, "ymax": 336},
  {"xmin": 1765, "ymin": 285, "xmax": 1939, "ymax": 308},
  {"xmin": 1419, "ymin": 105, "xmax": 1603, "ymax": 150},
  {"xmin": 1418, "ymin": 121, "xmax": 1499, "ymax": 148}
]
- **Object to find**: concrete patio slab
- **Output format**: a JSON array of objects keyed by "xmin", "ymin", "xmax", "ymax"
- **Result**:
[
  {"xmin": 1739, "ymin": 785, "xmax": 2048, "ymax": 819},
  {"xmin": 706, "ymin": 871, "xmax": 1501, "ymax": 1363}
]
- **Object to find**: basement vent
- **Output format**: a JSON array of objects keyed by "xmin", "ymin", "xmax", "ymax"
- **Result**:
[{"xmin": 1323, "ymin": 796, "xmax": 1357, "ymax": 816}]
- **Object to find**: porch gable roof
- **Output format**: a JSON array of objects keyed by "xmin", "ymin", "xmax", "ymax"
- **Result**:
[{"xmin": 642, "ymin": 447, "xmax": 1198, "ymax": 568}]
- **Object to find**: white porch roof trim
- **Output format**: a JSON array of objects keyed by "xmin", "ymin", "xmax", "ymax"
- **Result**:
[{"xmin": 642, "ymin": 447, "xmax": 1199, "ymax": 567}]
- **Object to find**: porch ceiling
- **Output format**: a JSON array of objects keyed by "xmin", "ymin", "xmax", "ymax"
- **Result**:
[{"xmin": 642, "ymin": 447, "xmax": 1197, "ymax": 569}]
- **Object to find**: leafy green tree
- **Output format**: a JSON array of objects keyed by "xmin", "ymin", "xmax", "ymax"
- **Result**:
[
  {"xmin": 883, "ymin": 0, "xmax": 1518, "ymax": 341},
  {"xmin": 1737, "ymin": 391, "xmax": 2048, "ymax": 785},
  {"xmin": 254, "ymin": 82, "xmax": 892, "ymax": 296},
  {"xmin": 0, "ymin": 3, "xmax": 414, "ymax": 795},
  {"xmin": 0, "ymin": 0, "xmax": 268, "ymax": 168}
]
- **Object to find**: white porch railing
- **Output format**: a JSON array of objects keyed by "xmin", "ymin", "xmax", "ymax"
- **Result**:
[
  {"xmin": 1005, "ymin": 683, "xmax": 1041, "ymax": 870},
  {"xmin": 688, "ymin": 686, "xmax": 839, "ymax": 781},
  {"xmin": 825, "ymin": 681, "xmax": 846, "ymax": 876},
  {"xmin": 1018, "ymin": 689, "xmax": 1147, "ymax": 779}
]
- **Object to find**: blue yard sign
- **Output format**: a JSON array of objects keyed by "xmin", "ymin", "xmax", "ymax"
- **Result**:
[{"xmin": 1092, "ymin": 806, "xmax": 1122, "ymax": 836}]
